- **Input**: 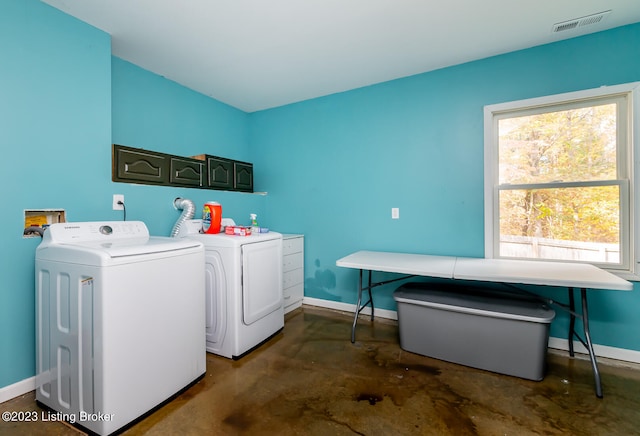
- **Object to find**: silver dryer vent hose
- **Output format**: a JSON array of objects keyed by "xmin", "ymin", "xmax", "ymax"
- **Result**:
[{"xmin": 170, "ymin": 197, "xmax": 196, "ymax": 237}]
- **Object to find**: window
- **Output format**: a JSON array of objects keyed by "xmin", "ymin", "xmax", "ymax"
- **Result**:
[{"xmin": 484, "ymin": 82, "xmax": 640, "ymax": 278}]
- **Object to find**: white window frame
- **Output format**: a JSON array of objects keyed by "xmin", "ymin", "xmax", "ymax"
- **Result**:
[{"xmin": 484, "ymin": 82, "xmax": 640, "ymax": 280}]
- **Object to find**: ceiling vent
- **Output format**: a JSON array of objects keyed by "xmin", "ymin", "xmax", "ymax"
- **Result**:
[{"xmin": 552, "ymin": 10, "xmax": 611, "ymax": 33}]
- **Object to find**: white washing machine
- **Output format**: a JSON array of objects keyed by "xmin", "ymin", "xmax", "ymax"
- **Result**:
[
  {"xmin": 35, "ymin": 221, "xmax": 205, "ymax": 435},
  {"xmin": 176, "ymin": 219, "xmax": 284, "ymax": 359}
]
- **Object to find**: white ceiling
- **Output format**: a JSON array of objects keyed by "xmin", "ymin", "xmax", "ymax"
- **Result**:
[{"xmin": 42, "ymin": 0, "xmax": 640, "ymax": 113}]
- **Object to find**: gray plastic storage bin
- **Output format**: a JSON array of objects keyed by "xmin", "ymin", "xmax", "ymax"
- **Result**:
[{"xmin": 393, "ymin": 282, "xmax": 555, "ymax": 381}]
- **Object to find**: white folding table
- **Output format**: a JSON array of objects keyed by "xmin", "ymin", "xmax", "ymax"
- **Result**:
[{"xmin": 336, "ymin": 251, "xmax": 633, "ymax": 398}]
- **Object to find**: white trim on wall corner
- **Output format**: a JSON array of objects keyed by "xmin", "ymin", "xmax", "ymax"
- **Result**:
[
  {"xmin": 302, "ymin": 297, "xmax": 640, "ymax": 365},
  {"xmin": 0, "ymin": 376, "xmax": 34, "ymax": 405}
]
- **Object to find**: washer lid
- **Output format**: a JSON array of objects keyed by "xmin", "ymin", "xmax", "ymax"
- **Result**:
[
  {"xmin": 36, "ymin": 235, "xmax": 203, "ymax": 264},
  {"xmin": 36, "ymin": 221, "xmax": 203, "ymax": 263},
  {"xmin": 67, "ymin": 236, "xmax": 202, "ymax": 257}
]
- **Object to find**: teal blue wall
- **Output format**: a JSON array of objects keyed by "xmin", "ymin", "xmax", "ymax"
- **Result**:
[
  {"xmin": 111, "ymin": 57, "xmax": 266, "ymax": 233},
  {"xmin": 2, "ymin": 0, "xmax": 639, "ymax": 393},
  {"xmin": 0, "ymin": 0, "xmax": 111, "ymax": 389},
  {"xmin": 250, "ymin": 23, "xmax": 640, "ymax": 351}
]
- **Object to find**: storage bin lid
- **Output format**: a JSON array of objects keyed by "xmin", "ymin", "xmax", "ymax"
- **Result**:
[{"xmin": 393, "ymin": 283, "xmax": 555, "ymax": 323}]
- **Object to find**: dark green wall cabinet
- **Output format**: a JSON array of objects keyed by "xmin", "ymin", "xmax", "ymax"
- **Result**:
[
  {"xmin": 113, "ymin": 145, "xmax": 168, "ymax": 184},
  {"xmin": 234, "ymin": 161, "xmax": 254, "ymax": 192},
  {"xmin": 112, "ymin": 144, "xmax": 253, "ymax": 192},
  {"xmin": 192, "ymin": 154, "xmax": 254, "ymax": 193},
  {"xmin": 170, "ymin": 156, "xmax": 205, "ymax": 188},
  {"xmin": 202, "ymin": 155, "xmax": 234, "ymax": 190}
]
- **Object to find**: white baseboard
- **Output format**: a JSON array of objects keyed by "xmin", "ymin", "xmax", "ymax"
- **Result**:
[
  {"xmin": 0, "ymin": 376, "xmax": 35, "ymax": 405},
  {"xmin": 547, "ymin": 337, "xmax": 640, "ymax": 365},
  {"xmin": 302, "ymin": 297, "xmax": 640, "ymax": 365},
  {"xmin": 303, "ymin": 297, "xmax": 398, "ymax": 320}
]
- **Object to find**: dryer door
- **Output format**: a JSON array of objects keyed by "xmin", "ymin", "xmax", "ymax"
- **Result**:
[
  {"xmin": 242, "ymin": 239, "xmax": 283, "ymax": 325},
  {"xmin": 205, "ymin": 251, "xmax": 227, "ymax": 350}
]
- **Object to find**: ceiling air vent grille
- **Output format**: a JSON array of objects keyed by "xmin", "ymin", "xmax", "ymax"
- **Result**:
[{"xmin": 552, "ymin": 10, "xmax": 611, "ymax": 33}]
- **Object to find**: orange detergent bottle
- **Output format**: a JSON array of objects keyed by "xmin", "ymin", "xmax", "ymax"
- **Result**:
[{"xmin": 202, "ymin": 202, "xmax": 222, "ymax": 234}]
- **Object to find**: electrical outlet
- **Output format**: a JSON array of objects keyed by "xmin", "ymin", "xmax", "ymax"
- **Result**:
[
  {"xmin": 392, "ymin": 208, "xmax": 399, "ymax": 219},
  {"xmin": 113, "ymin": 194, "xmax": 124, "ymax": 210}
]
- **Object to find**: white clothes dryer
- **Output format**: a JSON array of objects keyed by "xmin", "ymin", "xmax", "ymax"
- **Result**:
[
  {"xmin": 176, "ymin": 219, "xmax": 284, "ymax": 359},
  {"xmin": 35, "ymin": 221, "xmax": 205, "ymax": 435}
]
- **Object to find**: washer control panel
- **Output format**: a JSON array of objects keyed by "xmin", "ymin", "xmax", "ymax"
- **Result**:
[{"xmin": 44, "ymin": 221, "xmax": 150, "ymax": 243}]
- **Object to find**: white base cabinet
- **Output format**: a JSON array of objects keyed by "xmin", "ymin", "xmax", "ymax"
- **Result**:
[{"xmin": 282, "ymin": 234, "xmax": 304, "ymax": 314}]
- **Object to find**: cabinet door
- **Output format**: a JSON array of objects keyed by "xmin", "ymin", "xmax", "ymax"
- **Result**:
[
  {"xmin": 206, "ymin": 156, "xmax": 234, "ymax": 190},
  {"xmin": 234, "ymin": 161, "xmax": 253, "ymax": 192},
  {"xmin": 242, "ymin": 239, "xmax": 283, "ymax": 325},
  {"xmin": 170, "ymin": 157, "xmax": 204, "ymax": 187},
  {"xmin": 112, "ymin": 144, "xmax": 168, "ymax": 184}
]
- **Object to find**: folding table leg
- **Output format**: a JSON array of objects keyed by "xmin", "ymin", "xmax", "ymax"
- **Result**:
[
  {"xmin": 580, "ymin": 288, "xmax": 603, "ymax": 398},
  {"xmin": 367, "ymin": 270, "xmax": 374, "ymax": 321},
  {"xmin": 567, "ymin": 287, "xmax": 603, "ymax": 398},
  {"xmin": 568, "ymin": 288, "xmax": 575, "ymax": 357},
  {"xmin": 351, "ymin": 269, "xmax": 363, "ymax": 343},
  {"xmin": 351, "ymin": 269, "xmax": 376, "ymax": 343}
]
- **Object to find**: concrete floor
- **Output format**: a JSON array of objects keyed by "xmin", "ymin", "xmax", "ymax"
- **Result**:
[{"xmin": 2, "ymin": 305, "xmax": 640, "ymax": 435}]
